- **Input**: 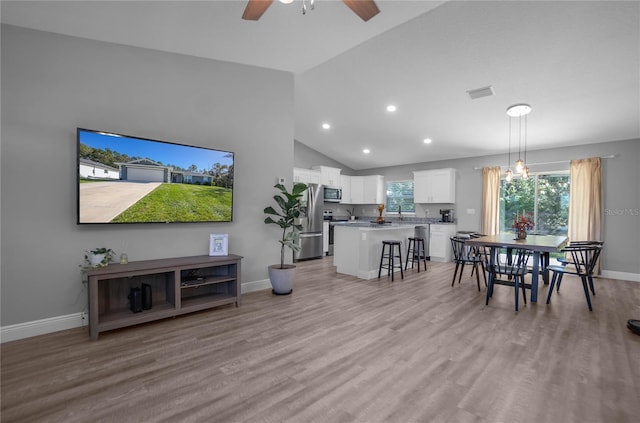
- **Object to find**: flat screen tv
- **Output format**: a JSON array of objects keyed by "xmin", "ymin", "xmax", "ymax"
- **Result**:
[{"xmin": 77, "ymin": 128, "xmax": 234, "ymax": 224}]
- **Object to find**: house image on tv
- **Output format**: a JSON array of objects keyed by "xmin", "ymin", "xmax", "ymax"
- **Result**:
[
  {"xmin": 117, "ymin": 158, "xmax": 213, "ymax": 185},
  {"xmin": 117, "ymin": 158, "xmax": 173, "ymax": 182},
  {"xmin": 79, "ymin": 158, "xmax": 119, "ymax": 180}
]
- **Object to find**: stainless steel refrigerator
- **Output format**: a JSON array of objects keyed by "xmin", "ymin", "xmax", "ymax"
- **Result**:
[{"xmin": 294, "ymin": 183, "xmax": 323, "ymax": 261}]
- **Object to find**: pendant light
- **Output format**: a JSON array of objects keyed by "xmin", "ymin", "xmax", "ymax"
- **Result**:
[
  {"xmin": 521, "ymin": 113, "xmax": 530, "ymax": 179},
  {"xmin": 506, "ymin": 103, "xmax": 531, "ymax": 178},
  {"xmin": 505, "ymin": 115, "xmax": 513, "ymax": 182}
]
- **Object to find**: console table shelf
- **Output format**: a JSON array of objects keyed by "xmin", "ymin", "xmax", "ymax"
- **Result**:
[{"xmin": 86, "ymin": 254, "xmax": 242, "ymax": 340}]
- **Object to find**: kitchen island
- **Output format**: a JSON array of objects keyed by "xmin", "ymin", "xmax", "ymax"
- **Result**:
[{"xmin": 333, "ymin": 222, "xmax": 416, "ymax": 280}]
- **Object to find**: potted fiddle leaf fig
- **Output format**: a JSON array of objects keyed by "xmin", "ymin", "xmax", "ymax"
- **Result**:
[{"xmin": 263, "ymin": 182, "xmax": 307, "ymax": 294}]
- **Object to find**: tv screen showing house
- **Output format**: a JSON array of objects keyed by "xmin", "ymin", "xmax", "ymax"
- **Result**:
[{"xmin": 77, "ymin": 128, "xmax": 234, "ymax": 224}]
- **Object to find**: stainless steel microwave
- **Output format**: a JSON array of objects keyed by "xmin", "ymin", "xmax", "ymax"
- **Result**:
[{"xmin": 323, "ymin": 187, "xmax": 342, "ymax": 203}]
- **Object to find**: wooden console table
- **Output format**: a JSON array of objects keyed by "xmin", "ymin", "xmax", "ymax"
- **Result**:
[{"xmin": 86, "ymin": 254, "xmax": 242, "ymax": 340}]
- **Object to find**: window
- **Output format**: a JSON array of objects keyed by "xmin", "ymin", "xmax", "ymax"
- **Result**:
[
  {"xmin": 386, "ymin": 180, "xmax": 415, "ymax": 213},
  {"xmin": 500, "ymin": 171, "xmax": 570, "ymax": 235}
]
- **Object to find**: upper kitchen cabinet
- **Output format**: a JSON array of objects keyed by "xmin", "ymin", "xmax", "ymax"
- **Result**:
[
  {"xmin": 413, "ymin": 169, "xmax": 456, "ymax": 203},
  {"xmin": 350, "ymin": 175, "xmax": 384, "ymax": 204},
  {"xmin": 312, "ymin": 166, "xmax": 341, "ymax": 187},
  {"xmin": 293, "ymin": 167, "xmax": 321, "ymax": 185},
  {"xmin": 340, "ymin": 174, "xmax": 352, "ymax": 204}
]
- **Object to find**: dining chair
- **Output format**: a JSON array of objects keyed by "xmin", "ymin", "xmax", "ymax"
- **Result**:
[
  {"xmin": 546, "ymin": 243, "xmax": 603, "ymax": 311},
  {"xmin": 469, "ymin": 233, "xmax": 488, "ymax": 281},
  {"xmin": 482, "ymin": 246, "xmax": 532, "ymax": 311},
  {"xmin": 555, "ymin": 241, "xmax": 603, "ymax": 295},
  {"xmin": 450, "ymin": 236, "xmax": 486, "ymax": 291}
]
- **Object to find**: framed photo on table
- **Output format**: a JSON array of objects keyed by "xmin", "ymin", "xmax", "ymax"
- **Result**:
[{"xmin": 209, "ymin": 234, "xmax": 229, "ymax": 256}]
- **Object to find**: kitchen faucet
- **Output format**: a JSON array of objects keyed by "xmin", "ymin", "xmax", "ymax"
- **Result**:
[{"xmin": 398, "ymin": 205, "xmax": 403, "ymax": 221}]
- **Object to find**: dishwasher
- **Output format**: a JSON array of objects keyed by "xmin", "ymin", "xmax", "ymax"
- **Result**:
[{"xmin": 414, "ymin": 224, "xmax": 430, "ymax": 260}]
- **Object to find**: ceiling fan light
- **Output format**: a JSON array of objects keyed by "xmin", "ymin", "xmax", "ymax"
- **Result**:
[{"xmin": 279, "ymin": 0, "xmax": 294, "ymax": 4}]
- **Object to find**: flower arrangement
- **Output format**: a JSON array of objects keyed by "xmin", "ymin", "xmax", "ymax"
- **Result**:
[{"xmin": 513, "ymin": 211, "xmax": 534, "ymax": 239}]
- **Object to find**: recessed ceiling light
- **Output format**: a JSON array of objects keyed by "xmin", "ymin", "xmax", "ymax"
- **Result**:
[
  {"xmin": 386, "ymin": 105, "xmax": 397, "ymax": 112},
  {"xmin": 423, "ymin": 138, "xmax": 433, "ymax": 144},
  {"xmin": 321, "ymin": 123, "xmax": 331, "ymax": 130},
  {"xmin": 363, "ymin": 148, "xmax": 370, "ymax": 154}
]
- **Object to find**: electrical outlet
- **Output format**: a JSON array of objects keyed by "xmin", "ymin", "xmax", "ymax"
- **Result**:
[
  {"xmin": 276, "ymin": 177, "xmax": 286, "ymax": 185},
  {"xmin": 467, "ymin": 208, "xmax": 476, "ymax": 215}
]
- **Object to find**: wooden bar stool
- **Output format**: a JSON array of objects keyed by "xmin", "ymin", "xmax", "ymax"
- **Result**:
[
  {"xmin": 378, "ymin": 240, "xmax": 403, "ymax": 281},
  {"xmin": 405, "ymin": 237, "xmax": 427, "ymax": 272}
]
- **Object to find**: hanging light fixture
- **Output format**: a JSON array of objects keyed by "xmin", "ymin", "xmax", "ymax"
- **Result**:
[
  {"xmin": 521, "ymin": 111, "xmax": 530, "ymax": 179},
  {"xmin": 505, "ymin": 114, "xmax": 513, "ymax": 182},
  {"xmin": 506, "ymin": 103, "xmax": 531, "ymax": 178}
]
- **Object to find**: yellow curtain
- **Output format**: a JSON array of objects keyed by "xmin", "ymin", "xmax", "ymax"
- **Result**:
[
  {"xmin": 569, "ymin": 157, "xmax": 602, "ymax": 271},
  {"xmin": 481, "ymin": 166, "xmax": 502, "ymax": 235}
]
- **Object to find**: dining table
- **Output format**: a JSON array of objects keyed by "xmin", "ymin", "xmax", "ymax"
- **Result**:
[{"xmin": 465, "ymin": 234, "xmax": 568, "ymax": 302}]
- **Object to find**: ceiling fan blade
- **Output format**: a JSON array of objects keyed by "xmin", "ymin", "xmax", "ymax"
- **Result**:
[
  {"xmin": 342, "ymin": 0, "xmax": 380, "ymax": 22},
  {"xmin": 242, "ymin": 0, "xmax": 274, "ymax": 21}
]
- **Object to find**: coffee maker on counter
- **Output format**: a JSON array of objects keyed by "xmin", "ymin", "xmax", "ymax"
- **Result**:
[{"xmin": 440, "ymin": 209, "xmax": 454, "ymax": 223}]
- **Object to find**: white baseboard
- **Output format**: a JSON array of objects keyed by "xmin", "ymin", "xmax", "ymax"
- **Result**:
[
  {"xmin": 241, "ymin": 278, "xmax": 272, "ymax": 293},
  {"xmin": 1, "ymin": 280, "xmax": 272, "ymax": 343},
  {"xmin": 4, "ymin": 271, "xmax": 636, "ymax": 343},
  {"xmin": 600, "ymin": 270, "xmax": 640, "ymax": 283},
  {"xmin": 1, "ymin": 312, "xmax": 86, "ymax": 344}
]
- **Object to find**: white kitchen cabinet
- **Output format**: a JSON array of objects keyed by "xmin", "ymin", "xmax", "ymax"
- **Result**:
[
  {"xmin": 350, "ymin": 176, "xmax": 364, "ymax": 204},
  {"xmin": 293, "ymin": 167, "xmax": 321, "ymax": 185},
  {"xmin": 348, "ymin": 175, "xmax": 384, "ymax": 204},
  {"xmin": 340, "ymin": 174, "xmax": 352, "ymax": 204},
  {"xmin": 413, "ymin": 168, "xmax": 456, "ymax": 203},
  {"xmin": 429, "ymin": 224, "xmax": 457, "ymax": 262},
  {"xmin": 363, "ymin": 175, "xmax": 384, "ymax": 204},
  {"xmin": 312, "ymin": 166, "xmax": 341, "ymax": 187}
]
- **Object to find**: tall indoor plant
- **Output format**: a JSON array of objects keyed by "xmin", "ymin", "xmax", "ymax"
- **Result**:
[{"xmin": 263, "ymin": 182, "xmax": 307, "ymax": 294}]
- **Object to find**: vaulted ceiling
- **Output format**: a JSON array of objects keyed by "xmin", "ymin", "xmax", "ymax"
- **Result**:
[{"xmin": 3, "ymin": 1, "xmax": 639, "ymax": 170}]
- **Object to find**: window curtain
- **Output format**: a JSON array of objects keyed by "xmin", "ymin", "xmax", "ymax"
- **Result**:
[
  {"xmin": 481, "ymin": 166, "xmax": 502, "ymax": 235},
  {"xmin": 569, "ymin": 157, "xmax": 602, "ymax": 272}
]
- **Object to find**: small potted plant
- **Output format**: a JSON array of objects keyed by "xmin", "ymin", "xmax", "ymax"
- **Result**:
[
  {"xmin": 85, "ymin": 248, "xmax": 115, "ymax": 268},
  {"xmin": 512, "ymin": 211, "xmax": 535, "ymax": 240},
  {"xmin": 263, "ymin": 182, "xmax": 307, "ymax": 294}
]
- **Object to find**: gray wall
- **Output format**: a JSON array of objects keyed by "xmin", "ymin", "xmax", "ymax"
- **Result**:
[
  {"xmin": 1, "ymin": 25, "xmax": 294, "ymax": 326},
  {"xmin": 294, "ymin": 140, "xmax": 354, "ymax": 175},
  {"xmin": 303, "ymin": 139, "xmax": 639, "ymax": 275}
]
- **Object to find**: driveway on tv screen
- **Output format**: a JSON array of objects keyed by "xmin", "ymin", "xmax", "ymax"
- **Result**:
[{"xmin": 79, "ymin": 181, "xmax": 162, "ymax": 223}]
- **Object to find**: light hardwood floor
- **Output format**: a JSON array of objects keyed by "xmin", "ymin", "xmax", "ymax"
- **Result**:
[{"xmin": 2, "ymin": 258, "xmax": 640, "ymax": 422}]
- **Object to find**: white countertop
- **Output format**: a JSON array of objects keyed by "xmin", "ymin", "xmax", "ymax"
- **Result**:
[{"xmin": 332, "ymin": 221, "xmax": 452, "ymax": 230}]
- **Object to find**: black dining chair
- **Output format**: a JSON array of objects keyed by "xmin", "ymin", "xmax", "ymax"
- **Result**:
[
  {"xmin": 469, "ymin": 233, "xmax": 488, "ymax": 281},
  {"xmin": 555, "ymin": 240, "xmax": 603, "ymax": 295},
  {"xmin": 450, "ymin": 236, "xmax": 486, "ymax": 291},
  {"xmin": 482, "ymin": 246, "xmax": 532, "ymax": 312},
  {"xmin": 546, "ymin": 243, "xmax": 603, "ymax": 311}
]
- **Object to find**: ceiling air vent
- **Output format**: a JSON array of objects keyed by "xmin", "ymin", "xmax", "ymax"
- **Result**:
[{"xmin": 467, "ymin": 85, "xmax": 494, "ymax": 100}]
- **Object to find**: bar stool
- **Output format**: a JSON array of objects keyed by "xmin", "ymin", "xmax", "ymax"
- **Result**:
[
  {"xmin": 378, "ymin": 240, "xmax": 404, "ymax": 281},
  {"xmin": 405, "ymin": 237, "xmax": 427, "ymax": 272}
]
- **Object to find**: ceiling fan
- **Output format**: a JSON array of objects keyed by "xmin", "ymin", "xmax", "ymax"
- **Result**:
[{"xmin": 242, "ymin": 0, "xmax": 380, "ymax": 22}]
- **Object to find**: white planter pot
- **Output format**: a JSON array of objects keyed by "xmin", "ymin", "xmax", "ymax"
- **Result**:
[
  {"xmin": 268, "ymin": 264, "xmax": 296, "ymax": 295},
  {"xmin": 89, "ymin": 253, "xmax": 106, "ymax": 266}
]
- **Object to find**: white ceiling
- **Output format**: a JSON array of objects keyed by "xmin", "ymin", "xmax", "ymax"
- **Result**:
[{"xmin": 3, "ymin": 1, "xmax": 639, "ymax": 170}]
